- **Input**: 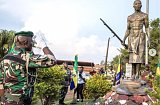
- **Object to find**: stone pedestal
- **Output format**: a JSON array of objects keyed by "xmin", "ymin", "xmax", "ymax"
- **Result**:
[{"xmin": 104, "ymin": 79, "xmax": 154, "ymax": 105}]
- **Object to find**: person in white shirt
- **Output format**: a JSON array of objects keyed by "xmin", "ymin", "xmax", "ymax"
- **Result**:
[{"xmin": 77, "ymin": 66, "xmax": 85, "ymax": 102}]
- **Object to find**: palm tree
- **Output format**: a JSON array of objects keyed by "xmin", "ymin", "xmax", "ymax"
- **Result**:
[{"xmin": 0, "ymin": 29, "xmax": 15, "ymax": 58}]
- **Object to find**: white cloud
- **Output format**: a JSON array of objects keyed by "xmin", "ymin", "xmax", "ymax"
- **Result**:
[
  {"xmin": 0, "ymin": 0, "xmax": 124, "ymax": 63},
  {"xmin": 21, "ymin": 1, "xmax": 79, "ymax": 42},
  {"xmin": 73, "ymin": 35, "xmax": 120, "ymax": 63},
  {"xmin": 15, "ymin": 0, "xmax": 120, "ymax": 64},
  {"xmin": 45, "ymin": 34, "xmax": 119, "ymax": 64},
  {"xmin": 1, "ymin": 0, "xmax": 159, "ymax": 64}
]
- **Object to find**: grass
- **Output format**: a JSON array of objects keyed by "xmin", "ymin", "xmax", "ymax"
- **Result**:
[
  {"xmin": 65, "ymin": 100, "xmax": 89, "ymax": 105},
  {"xmin": 33, "ymin": 99, "xmax": 96, "ymax": 105},
  {"xmin": 32, "ymin": 90, "xmax": 104, "ymax": 105},
  {"xmin": 32, "ymin": 98, "xmax": 104, "ymax": 105}
]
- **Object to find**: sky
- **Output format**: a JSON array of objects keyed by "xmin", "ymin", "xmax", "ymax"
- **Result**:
[{"xmin": 0, "ymin": 0, "xmax": 159, "ymax": 64}]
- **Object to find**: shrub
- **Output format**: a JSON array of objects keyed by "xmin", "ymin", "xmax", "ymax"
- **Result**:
[
  {"xmin": 84, "ymin": 74, "xmax": 112, "ymax": 100},
  {"xmin": 151, "ymin": 76, "xmax": 160, "ymax": 103},
  {"xmin": 146, "ymin": 75, "xmax": 160, "ymax": 104},
  {"xmin": 32, "ymin": 65, "xmax": 66, "ymax": 105}
]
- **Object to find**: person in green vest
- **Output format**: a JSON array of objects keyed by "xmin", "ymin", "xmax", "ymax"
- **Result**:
[{"xmin": 0, "ymin": 31, "xmax": 56, "ymax": 105}]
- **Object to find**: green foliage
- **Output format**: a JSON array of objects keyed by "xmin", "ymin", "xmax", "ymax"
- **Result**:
[
  {"xmin": 111, "ymin": 48, "xmax": 129, "ymax": 65},
  {"xmin": 33, "ymin": 65, "xmax": 66, "ymax": 105},
  {"xmin": 152, "ymin": 76, "xmax": 160, "ymax": 100},
  {"xmin": 84, "ymin": 74, "xmax": 111, "ymax": 100},
  {"xmin": 111, "ymin": 48, "xmax": 128, "ymax": 72},
  {"xmin": 111, "ymin": 55, "xmax": 119, "ymax": 66},
  {"xmin": 153, "ymin": 76, "xmax": 160, "ymax": 99},
  {"xmin": 100, "ymin": 60, "xmax": 105, "ymax": 65},
  {"xmin": 149, "ymin": 18, "xmax": 160, "ymax": 73},
  {"xmin": 0, "ymin": 29, "xmax": 15, "ymax": 57},
  {"xmin": 147, "ymin": 76, "xmax": 160, "ymax": 104},
  {"xmin": 150, "ymin": 18, "xmax": 160, "ymax": 29},
  {"xmin": 152, "ymin": 102, "xmax": 160, "ymax": 105}
]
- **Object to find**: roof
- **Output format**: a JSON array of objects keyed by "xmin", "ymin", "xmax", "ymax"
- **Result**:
[{"xmin": 57, "ymin": 59, "xmax": 94, "ymax": 67}]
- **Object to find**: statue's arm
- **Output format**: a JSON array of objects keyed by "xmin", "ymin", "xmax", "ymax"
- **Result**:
[
  {"xmin": 144, "ymin": 14, "xmax": 149, "ymax": 37},
  {"xmin": 123, "ymin": 17, "xmax": 131, "ymax": 43}
]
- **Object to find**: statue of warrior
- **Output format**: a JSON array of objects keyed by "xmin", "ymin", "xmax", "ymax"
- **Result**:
[{"xmin": 123, "ymin": 0, "xmax": 149, "ymax": 78}]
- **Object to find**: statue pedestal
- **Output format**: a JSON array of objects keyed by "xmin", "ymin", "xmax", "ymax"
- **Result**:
[{"xmin": 104, "ymin": 79, "xmax": 154, "ymax": 105}]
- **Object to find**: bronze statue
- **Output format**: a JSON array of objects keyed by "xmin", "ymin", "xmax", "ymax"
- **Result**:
[{"xmin": 123, "ymin": 0, "xmax": 149, "ymax": 78}]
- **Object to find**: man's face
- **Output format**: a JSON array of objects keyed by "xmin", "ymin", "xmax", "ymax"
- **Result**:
[
  {"xmin": 27, "ymin": 37, "xmax": 33, "ymax": 51},
  {"xmin": 79, "ymin": 67, "xmax": 83, "ymax": 73},
  {"xmin": 133, "ymin": 0, "xmax": 142, "ymax": 11},
  {"xmin": 16, "ymin": 36, "xmax": 33, "ymax": 51}
]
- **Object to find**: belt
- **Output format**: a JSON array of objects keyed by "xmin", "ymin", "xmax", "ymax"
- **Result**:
[{"xmin": 4, "ymin": 92, "xmax": 21, "ymax": 103}]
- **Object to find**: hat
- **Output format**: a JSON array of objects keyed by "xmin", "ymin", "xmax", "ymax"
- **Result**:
[{"xmin": 15, "ymin": 31, "xmax": 34, "ymax": 37}]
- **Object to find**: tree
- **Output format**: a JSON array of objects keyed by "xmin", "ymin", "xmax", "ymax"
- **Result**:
[
  {"xmin": 0, "ymin": 29, "xmax": 15, "ymax": 58},
  {"xmin": 100, "ymin": 60, "xmax": 105, "ymax": 65},
  {"xmin": 149, "ymin": 18, "xmax": 160, "ymax": 73},
  {"xmin": 111, "ymin": 48, "xmax": 129, "ymax": 72},
  {"xmin": 33, "ymin": 65, "xmax": 66, "ymax": 105}
]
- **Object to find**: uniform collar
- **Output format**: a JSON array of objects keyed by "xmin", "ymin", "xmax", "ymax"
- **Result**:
[{"xmin": 12, "ymin": 48, "xmax": 33, "ymax": 56}]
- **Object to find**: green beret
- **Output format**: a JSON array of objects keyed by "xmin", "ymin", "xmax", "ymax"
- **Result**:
[{"xmin": 15, "ymin": 31, "xmax": 34, "ymax": 37}]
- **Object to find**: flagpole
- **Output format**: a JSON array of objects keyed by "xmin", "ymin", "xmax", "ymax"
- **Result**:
[{"xmin": 145, "ymin": 0, "xmax": 149, "ymax": 65}]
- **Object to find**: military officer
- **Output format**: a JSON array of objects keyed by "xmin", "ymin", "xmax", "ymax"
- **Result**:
[{"xmin": 0, "ymin": 31, "xmax": 56, "ymax": 105}]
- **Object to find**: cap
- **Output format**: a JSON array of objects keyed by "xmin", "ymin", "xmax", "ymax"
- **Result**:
[{"xmin": 15, "ymin": 31, "xmax": 34, "ymax": 37}]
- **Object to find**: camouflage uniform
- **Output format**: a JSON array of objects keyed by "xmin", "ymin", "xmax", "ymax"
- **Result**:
[
  {"xmin": 59, "ymin": 68, "xmax": 71, "ymax": 105},
  {"xmin": 0, "ymin": 48, "xmax": 55, "ymax": 105}
]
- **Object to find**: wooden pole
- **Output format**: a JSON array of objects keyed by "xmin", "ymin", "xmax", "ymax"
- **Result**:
[{"xmin": 105, "ymin": 37, "xmax": 110, "ymax": 72}]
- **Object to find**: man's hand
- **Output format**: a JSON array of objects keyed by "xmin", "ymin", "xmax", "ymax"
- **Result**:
[{"xmin": 0, "ymin": 84, "xmax": 4, "ymax": 96}]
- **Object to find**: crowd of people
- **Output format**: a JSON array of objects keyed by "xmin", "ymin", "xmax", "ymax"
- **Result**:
[
  {"xmin": 59, "ymin": 64, "xmax": 87, "ymax": 105},
  {"xmin": 58, "ymin": 62, "xmax": 114, "ymax": 105}
]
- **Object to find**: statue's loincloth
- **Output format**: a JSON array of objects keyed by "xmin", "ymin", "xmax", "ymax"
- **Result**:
[{"xmin": 129, "ymin": 32, "xmax": 145, "ymax": 63}]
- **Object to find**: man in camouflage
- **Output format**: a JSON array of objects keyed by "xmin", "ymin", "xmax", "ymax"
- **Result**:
[
  {"xmin": 59, "ymin": 62, "xmax": 71, "ymax": 105},
  {"xmin": 0, "ymin": 31, "xmax": 56, "ymax": 105}
]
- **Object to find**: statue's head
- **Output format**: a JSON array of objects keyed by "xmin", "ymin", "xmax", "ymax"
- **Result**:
[
  {"xmin": 133, "ymin": 0, "xmax": 142, "ymax": 11},
  {"xmin": 14, "ymin": 31, "xmax": 34, "ymax": 51}
]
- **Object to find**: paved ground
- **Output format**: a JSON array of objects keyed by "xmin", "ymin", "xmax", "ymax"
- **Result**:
[{"xmin": 65, "ymin": 90, "xmax": 74, "ymax": 100}]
